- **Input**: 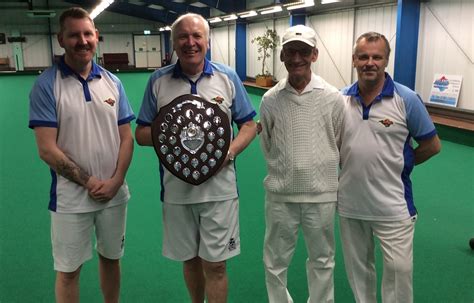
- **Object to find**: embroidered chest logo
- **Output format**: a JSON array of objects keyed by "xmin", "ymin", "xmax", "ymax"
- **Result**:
[
  {"xmin": 104, "ymin": 98, "xmax": 116, "ymax": 106},
  {"xmin": 379, "ymin": 118, "xmax": 394, "ymax": 127},
  {"xmin": 212, "ymin": 96, "xmax": 224, "ymax": 104}
]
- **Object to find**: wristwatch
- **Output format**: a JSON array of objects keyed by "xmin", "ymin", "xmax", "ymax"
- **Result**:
[{"xmin": 227, "ymin": 150, "xmax": 235, "ymax": 162}]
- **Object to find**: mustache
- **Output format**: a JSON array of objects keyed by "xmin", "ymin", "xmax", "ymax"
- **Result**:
[
  {"xmin": 75, "ymin": 45, "xmax": 91, "ymax": 51},
  {"xmin": 362, "ymin": 67, "xmax": 377, "ymax": 72}
]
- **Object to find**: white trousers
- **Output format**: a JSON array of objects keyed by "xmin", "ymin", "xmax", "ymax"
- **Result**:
[
  {"xmin": 263, "ymin": 201, "xmax": 336, "ymax": 303},
  {"xmin": 339, "ymin": 216, "xmax": 416, "ymax": 303}
]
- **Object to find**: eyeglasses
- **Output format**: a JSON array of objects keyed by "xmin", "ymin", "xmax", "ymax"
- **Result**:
[{"xmin": 283, "ymin": 47, "xmax": 314, "ymax": 57}]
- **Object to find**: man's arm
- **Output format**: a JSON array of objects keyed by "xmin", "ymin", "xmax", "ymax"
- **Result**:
[
  {"xmin": 89, "ymin": 123, "xmax": 134, "ymax": 201},
  {"xmin": 224, "ymin": 120, "xmax": 257, "ymax": 164},
  {"xmin": 135, "ymin": 120, "xmax": 258, "ymax": 152},
  {"xmin": 258, "ymin": 103, "xmax": 273, "ymax": 157},
  {"xmin": 415, "ymin": 135, "xmax": 441, "ymax": 165},
  {"xmin": 34, "ymin": 127, "xmax": 92, "ymax": 186},
  {"xmin": 135, "ymin": 125, "xmax": 153, "ymax": 146},
  {"xmin": 113, "ymin": 123, "xmax": 134, "ymax": 182},
  {"xmin": 333, "ymin": 94, "xmax": 346, "ymax": 150}
]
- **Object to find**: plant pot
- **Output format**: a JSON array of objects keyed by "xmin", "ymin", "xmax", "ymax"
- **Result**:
[{"xmin": 256, "ymin": 75, "xmax": 273, "ymax": 87}]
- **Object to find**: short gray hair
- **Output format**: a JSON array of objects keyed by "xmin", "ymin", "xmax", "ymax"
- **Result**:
[
  {"xmin": 171, "ymin": 13, "xmax": 210, "ymax": 42},
  {"xmin": 353, "ymin": 32, "xmax": 391, "ymax": 58}
]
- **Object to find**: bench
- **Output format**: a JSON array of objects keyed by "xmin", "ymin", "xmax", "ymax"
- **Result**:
[
  {"xmin": 103, "ymin": 53, "xmax": 129, "ymax": 70},
  {"xmin": 0, "ymin": 57, "xmax": 10, "ymax": 70}
]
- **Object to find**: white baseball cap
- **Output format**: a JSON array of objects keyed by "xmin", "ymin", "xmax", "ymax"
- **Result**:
[{"xmin": 281, "ymin": 25, "xmax": 317, "ymax": 47}]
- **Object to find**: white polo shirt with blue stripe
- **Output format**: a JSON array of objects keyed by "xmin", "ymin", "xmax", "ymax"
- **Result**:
[
  {"xmin": 29, "ymin": 58, "xmax": 135, "ymax": 213},
  {"xmin": 137, "ymin": 59, "xmax": 256, "ymax": 204},
  {"xmin": 338, "ymin": 74, "xmax": 437, "ymax": 221}
]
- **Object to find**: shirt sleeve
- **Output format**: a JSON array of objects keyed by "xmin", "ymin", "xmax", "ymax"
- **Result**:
[
  {"xmin": 227, "ymin": 69, "xmax": 256, "ymax": 125},
  {"xmin": 259, "ymin": 93, "xmax": 273, "ymax": 157},
  {"xmin": 116, "ymin": 80, "xmax": 135, "ymax": 125},
  {"xmin": 136, "ymin": 74, "xmax": 159, "ymax": 126},
  {"xmin": 400, "ymin": 87, "xmax": 437, "ymax": 141},
  {"xmin": 28, "ymin": 68, "xmax": 57, "ymax": 129},
  {"xmin": 332, "ymin": 93, "xmax": 346, "ymax": 150}
]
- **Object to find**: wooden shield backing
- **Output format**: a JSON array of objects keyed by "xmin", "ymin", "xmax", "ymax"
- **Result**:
[{"xmin": 151, "ymin": 94, "xmax": 231, "ymax": 185}]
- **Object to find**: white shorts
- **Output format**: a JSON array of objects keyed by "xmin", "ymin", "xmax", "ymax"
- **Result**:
[
  {"xmin": 50, "ymin": 204, "xmax": 127, "ymax": 272},
  {"xmin": 162, "ymin": 198, "xmax": 240, "ymax": 262}
]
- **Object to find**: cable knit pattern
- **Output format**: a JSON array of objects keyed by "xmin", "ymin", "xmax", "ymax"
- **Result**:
[{"xmin": 259, "ymin": 74, "xmax": 345, "ymax": 203}]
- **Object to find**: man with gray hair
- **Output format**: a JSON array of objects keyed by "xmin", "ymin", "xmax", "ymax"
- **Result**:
[
  {"xmin": 338, "ymin": 31, "xmax": 441, "ymax": 302},
  {"xmin": 259, "ymin": 24, "xmax": 345, "ymax": 303},
  {"xmin": 135, "ymin": 13, "xmax": 257, "ymax": 303}
]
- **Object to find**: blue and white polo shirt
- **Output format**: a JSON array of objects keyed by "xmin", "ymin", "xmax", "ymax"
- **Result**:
[
  {"xmin": 338, "ymin": 74, "xmax": 437, "ymax": 221},
  {"xmin": 137, "ymin": 58, "xmax": 256, "ymax": 204},
  {"xmin": 29, "ymin": 57, "xmax": 135, "ymax": 213}
]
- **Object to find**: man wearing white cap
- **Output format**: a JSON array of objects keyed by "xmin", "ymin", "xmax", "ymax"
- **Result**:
[{"xmin": 259, "ymin": 24, "xmax": 345, "ymax": 303}]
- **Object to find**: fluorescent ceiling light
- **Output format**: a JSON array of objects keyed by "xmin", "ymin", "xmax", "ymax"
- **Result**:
[
  {"xmin": 164, "ymin": 26, "xmax": 171, "ymax": 31},
  {"xmin": 208, "ymin": 17, "xmax": 222, "ymax": 24},
  {"xmin": 26, "ymin": 10, "xmax": 56, "ymax": 18},
  {"xmin": 239, "ymin": 10, "xmax": 258, "ymax": 18},
  {"xmin": 144, "ymin": 30, "xmax": 151, "ymax": 35},
  {"xmin": 321, "ymin": 0, "xmax": 340, "ymax": 4},
  {"xmin": 90, "ymin": 0, "xmax": 114, "ymax": 19},
  {"xmin": 260, "ymin": 6, "xmax": 282, "ymax": 15},
  {"xmin": 287, "ymin": 0, "xmax": 315, "ymax": 10},
  {"xmin": 147, "ymin": 4, "xmax": 164, "ymax": 10},
  {"xmin": 223, "ymin": 14, "xmax": 238, "ymax": 21},
  {"xmin": 159, "ymin": 27, "xmax": 165, "ymax": 32}
]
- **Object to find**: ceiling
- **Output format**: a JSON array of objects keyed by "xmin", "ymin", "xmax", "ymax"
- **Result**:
[
  {"xmin": 1, "ymin": 0, "xmax": 251, "ymax": 25},
  {"xmin": 0, "ymin": 0, "xmax": 397, "ymax": 27},
  {"xmin": 63, "ymin": 0, "xmax": 248, "ymax": 24}
]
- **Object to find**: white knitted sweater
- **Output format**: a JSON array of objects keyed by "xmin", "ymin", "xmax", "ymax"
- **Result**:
[{"xmin": 259, "ymin": 74, "xmax": 345, "ymax": 203}]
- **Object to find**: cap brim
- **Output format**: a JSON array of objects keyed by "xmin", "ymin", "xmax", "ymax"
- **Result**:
[{"xmin": 282, "ymin": 37, "xmax": 315, "ymax": 47}]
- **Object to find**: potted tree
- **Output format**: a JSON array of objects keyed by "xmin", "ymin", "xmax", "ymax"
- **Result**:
[{"xmin": 251, "ymin": 28, "xmax": 279, "ymax": 87}]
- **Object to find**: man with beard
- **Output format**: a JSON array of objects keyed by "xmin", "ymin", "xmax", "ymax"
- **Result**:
[
  {"xmin": 29, "ymin": 7, "xmax": 135, "ymax": 303},
  {"xmin": 338, "ymin": 32, "xmax": 441, "ymax": 302},
  {"xmin": 259, "ymin": 25, "xmax": 344, "ymax": 303},
  {"xmin": 135, "ymin": 13, "xmax": 257, "ymax": 303}
]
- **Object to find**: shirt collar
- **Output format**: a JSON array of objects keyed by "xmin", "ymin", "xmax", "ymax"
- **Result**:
[
  {"xmin": 172, "ymin": 58, "xmax": 213, "ymax": 79},
  {"xmin": 346, "ymin": 72, "xmax": 394, "ymax": 98},
  {"xmin": 58, "ymin": 55, "xmax": 101, "ymax": 80},
  {"xmin": 279, "ymin": 73, "xmax": 324, "ymax": 95}
]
